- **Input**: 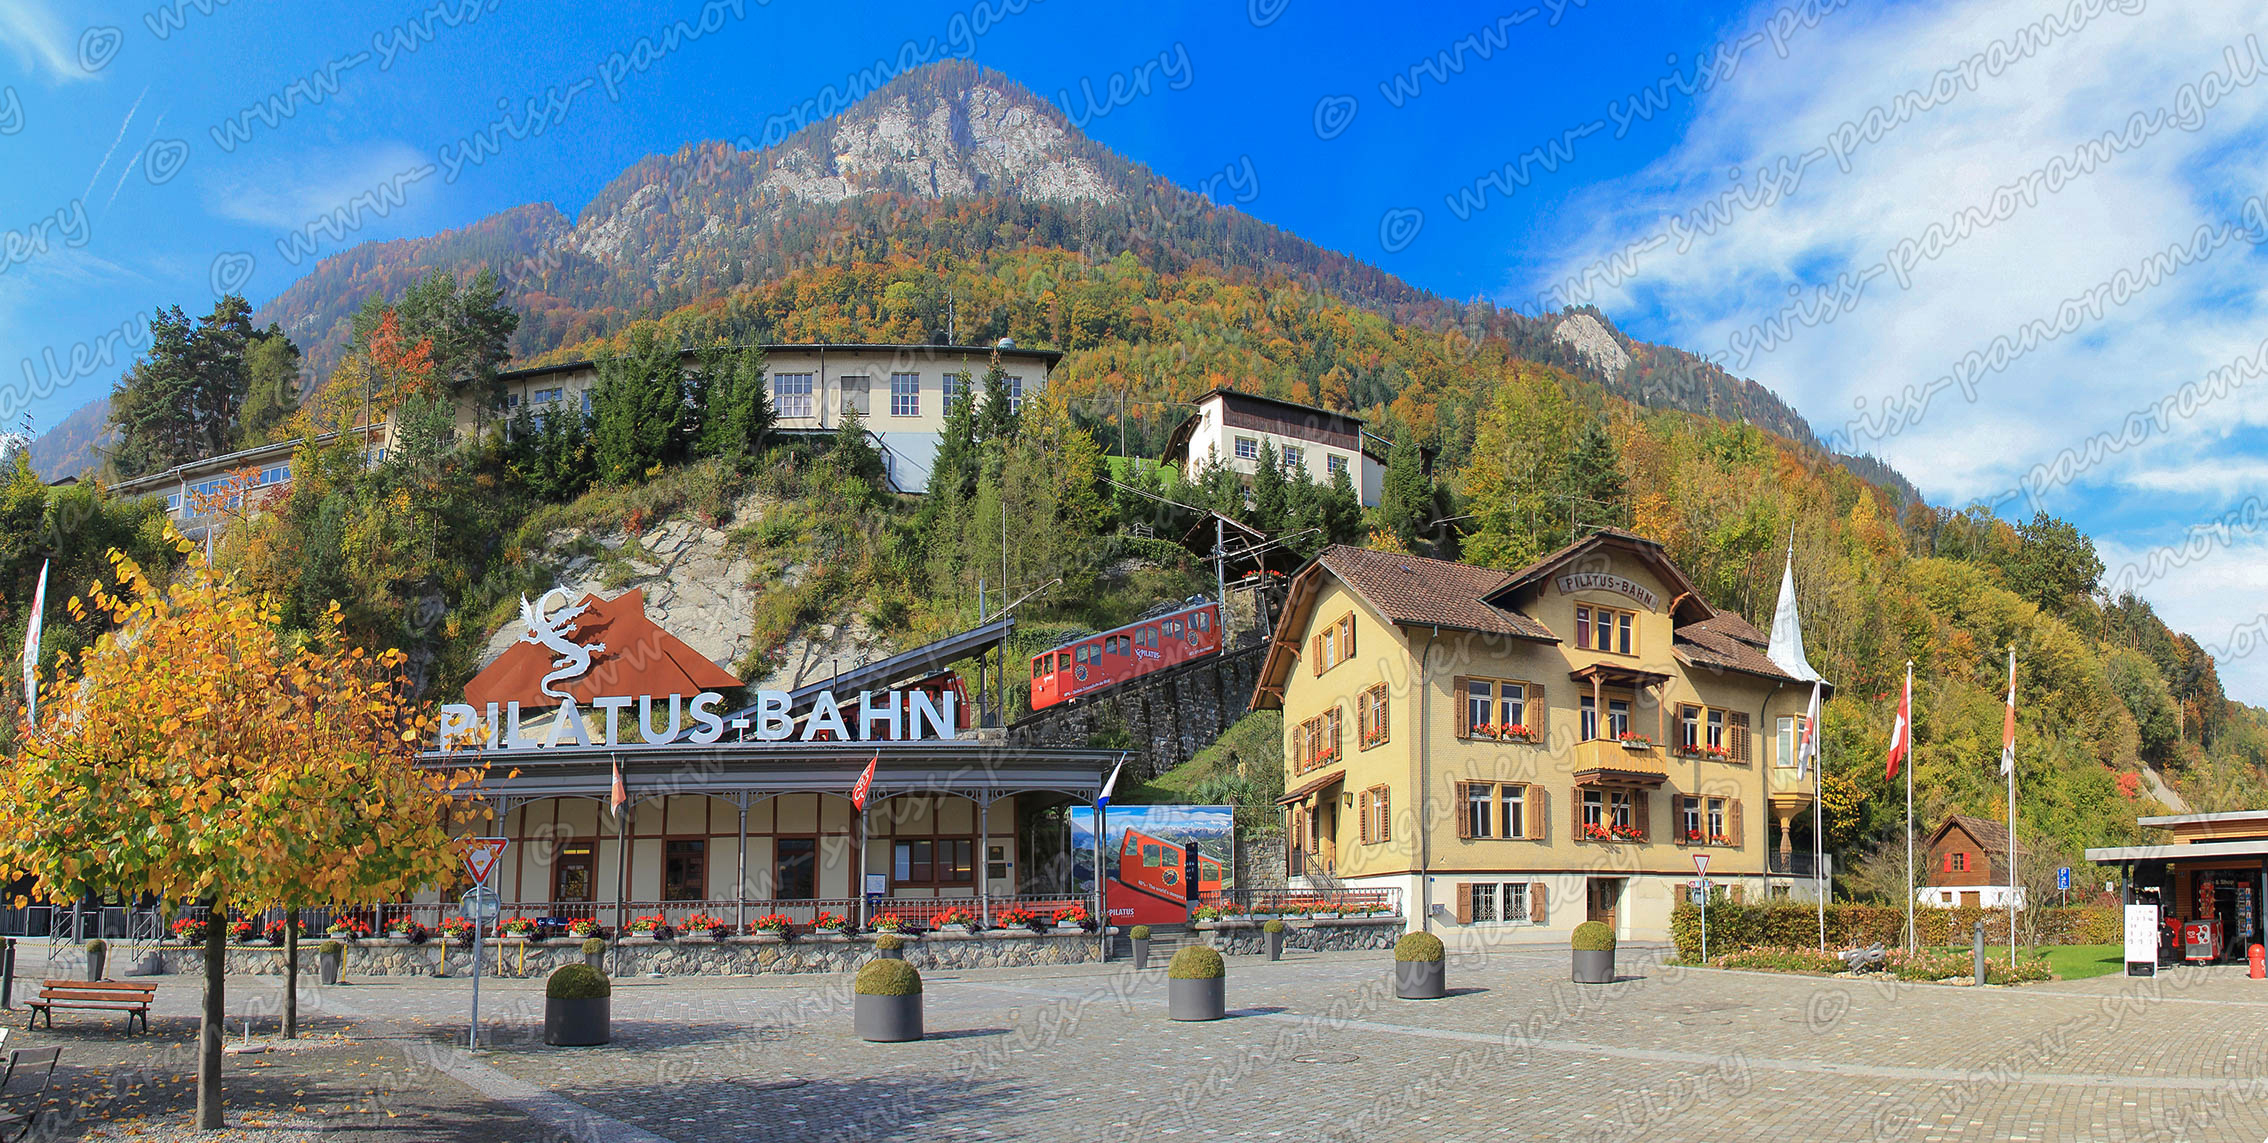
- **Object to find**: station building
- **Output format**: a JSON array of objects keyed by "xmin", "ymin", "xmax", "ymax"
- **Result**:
[{"xmin": 1255, "ymin": 530, "xmax": 1829, "ymax": 946}]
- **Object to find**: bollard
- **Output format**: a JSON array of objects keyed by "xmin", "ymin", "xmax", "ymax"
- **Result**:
[
  {"xmin": 1973, "ymin": 920, "xmax": 1986, "ymax": 986},
  {"xmin": 2250, "ymin": 943, "xmax": 2264, "ymax": 980},
  {"xmin": 0, "ymin": 936, "xmax": 13, "ymax": 1009}
]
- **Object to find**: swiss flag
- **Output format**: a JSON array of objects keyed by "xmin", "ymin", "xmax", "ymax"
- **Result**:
[
  {"xmin": 851, "ymin": 751, "xmax": 879, "ymax": 812},
  {"xmin": 1884, "ymin": 669, "xmax": 1912, "ymax": 780}
]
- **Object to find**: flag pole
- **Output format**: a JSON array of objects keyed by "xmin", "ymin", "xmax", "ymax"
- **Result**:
[
  {"xmin": 1903, "ymin": 660, "xmax": 1914, "ymax": 956},
  {"xmin": 2007, "ymin": 644, "xmax": 2018, "ymax": 965},
  {"xmin": 1815, "ymin": 735, "xmax": 1825, "ymax": 951}
]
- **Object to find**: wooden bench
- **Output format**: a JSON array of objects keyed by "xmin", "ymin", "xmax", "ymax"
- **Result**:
[
  {"xmin": 0, "ymin": 1045, "xmax": 59, "ymax": 1141},
  {"xmin": 26, "ymin": 980, "xmax": 154, "ymax": 1034}
]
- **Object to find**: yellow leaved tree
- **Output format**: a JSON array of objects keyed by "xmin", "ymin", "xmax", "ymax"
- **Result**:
[{"xmin": 0, "ymin": 543, "xmax": 484, "ymax": 1129}]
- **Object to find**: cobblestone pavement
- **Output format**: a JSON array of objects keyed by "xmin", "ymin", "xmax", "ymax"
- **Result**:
[{"xmin": 11, "ymin": 944, "xmax": 2268, "ymax": 1141}]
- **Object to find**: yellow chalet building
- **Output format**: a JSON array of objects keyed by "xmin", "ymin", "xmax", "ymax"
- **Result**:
[{"xmin": 1254, "ymin": 530, "xmax": 1830, "ymax": 946}]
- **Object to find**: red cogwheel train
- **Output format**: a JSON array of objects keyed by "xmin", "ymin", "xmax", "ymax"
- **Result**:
[{"xmin": 1027, "ymin": 601, "xmax": 1221, "ymax": 711}]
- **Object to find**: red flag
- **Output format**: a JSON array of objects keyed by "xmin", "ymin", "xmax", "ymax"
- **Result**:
[
  {"xmin": 1885, "ymin": 668, "xmax": 1912, "ymax": 780},
  {"xmin": 610, "ymin": 756, "xmax": 628, "ymax": 817},
  {"xmin": 851, "ymin": 751, "xmax": 879, "ymax": 812},
  {"xmin": 2000, "ymin": 646, "xmax": 2017, "ymax": 777}
]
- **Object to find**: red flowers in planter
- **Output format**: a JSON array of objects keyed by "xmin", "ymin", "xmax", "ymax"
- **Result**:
[
  {"xmin": 1051, "ymin": 905, "xmax": 1090, "ymax": 926},
  {"xmin": 996, "ymin": 907, "xmax": 1040, "ymax": 928},
  {"xmin": 440, "ymin": 917, "xmax": 475, "ymax": 944},
  {"xmin": 565, "ymin": 918, "xmax": 603, "ymax": 938},
  {"xmin": 683, "ymin": 912, "xmax": 731, "ymax": 937},
  {"xmin": 171, "ymin": 916, "xmax": 210, "ymax": 943},
  {"xmin": 228, "ymin": 919, "xmax": 259, "ymax": 944},
  {"xmin": 748, "ymin": 914, "xmax": 793, "ymax": 935},
  {"xmin": 811, "ymin": 911, "xmax": 852, "ymax": 933},
  {"xmin": 933, "ymin": 906, "xmax": 976, "ymax": 928},
  {"xmin": 627, "ymin": 914, "xmax": 669, "ymax": 936}
]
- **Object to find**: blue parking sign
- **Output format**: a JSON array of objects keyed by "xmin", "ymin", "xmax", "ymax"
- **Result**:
[{"xmin": 2057, "ymin": 867, "xmax": 2071, "ymax": 891}]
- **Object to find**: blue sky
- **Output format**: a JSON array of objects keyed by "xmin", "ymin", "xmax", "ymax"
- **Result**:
[{"xmin": 6, "ymin": 0, "xmax": 2268, "ymax": 700}]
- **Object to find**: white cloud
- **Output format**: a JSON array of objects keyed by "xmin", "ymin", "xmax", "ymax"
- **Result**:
[
  {"xmin": 0, "ymin": 0, "xmax": 91, "ymax": 82},
  {"xmin": 2097, "ymin": 535, "xmax": 2268, "ymax": 705},
  {"xmin": 1528, "ymin": 0, "xmax": 2268, "ymax": 702},
  {"xmin": 202, "ymin": 141, "xmax": 435, "ymax": 231}
]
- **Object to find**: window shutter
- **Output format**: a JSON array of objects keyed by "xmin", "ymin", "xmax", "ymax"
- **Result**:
[
  {"xmin": 1455, "ymin": 782, "xmax": 1472, "ymax": 840},
  {"xmin": 1377, "ymin": 786, "xmax": 1391, "ymax": 844},
  {"xmin": 1634, "ymin": 789, "xmax": 1650, "ymax": 839},
  {"xmin": 1528, "ymin": 681, "xmax": 1546, "ymax": 741},
  {"xmin": 1375, "ymin": 685, "xmax": 1390, "ymax": 746},
  {"xmin": 1311, "ymin": 633, "xmax": 1324, "ymax": 675},
  {"xmin": 1329, "ymin": 706, "xmax": 1343, "ymax": 760},
  {"xmin": 1529, "ymin": 787, "xmax": 1548, "ymax": 841},
  {"xmin": 1529, "ymin": 881, "xmax": 1547, "ymax": 924},
  {"xmin": 1342, "ymin": 614, "xmax": 1356, "ymax": 660},
  {"xmin": 1453, "ymin": 676, "xmax": 1471, "ymax": 737},
  {"xmin": 1729, "ymin": 799, "xmax": 1745, "ymax": 848},
  {"xmin": 1359, "ymin": 792, "xmax": 1374, "ymax": 844},
  {"xmin": 1570, "ymin": 789, "xmax": 1582, "ymax": 837},
  {"xmin": 1729, "ymin": 711, "xmax": 1751, "ymax": 762},
  {"xmin": 1456, "ymin": 883, "xmax": 1473, "ymax": 925}
]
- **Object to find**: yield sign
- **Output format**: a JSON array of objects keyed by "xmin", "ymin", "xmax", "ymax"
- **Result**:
[
  {"xmin": 1692, "ymin": 852, "xmax": 1710, "ymax": 878},
  {"xmin": 459, "ymin": 837, "xmax": 508, "ymax": 886}
]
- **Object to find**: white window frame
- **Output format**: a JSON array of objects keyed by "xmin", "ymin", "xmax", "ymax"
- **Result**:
[
  {"xmin": 1282, "ymin": 445, "xmax": 1304, "ymax": 470},
  {"xmin": 1327, "ymin": 453, "xmax": 1349, "ymax": 476},
  {"xmin": 889, "ymin": 372, "xmax": 920, "ymax": 417},
  {"xmin": 776, "ymin": 372, "xmax": 815, "ymax": 419},
  {"xmin": 1234, "ymin": 436, "xmax": 1259, "ymax": 461}
]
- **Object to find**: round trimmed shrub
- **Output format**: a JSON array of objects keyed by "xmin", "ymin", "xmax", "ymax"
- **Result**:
[
  {"xmin": 320, "ymin": 940, "xmax": 344, "ymax": 957},
  {"xmin": 1394, "ymin": 931, "xmax": 1445, "ymax": 962},
  {"xmin": 1168, "ymin": 946, "xmax": 1225, "ymax": 980},
  {"xmin": 856, "ymin": 958, "xmax": 923, "ymax": 996},
  {"xmin": 84, "ymin": 939, "xmax": 106, "ymax": 955},
  {"xmin": 1262, "ymin": 919, "xmax": 1286, "ymax": 934},
  {"xmin": 546, "ymin": 963, "xmax": 611, "ymax": 1000},
  {"xmin": 580, "ymin": 937, "xmax": 607, "ymax": 956},
  {"xmin": 1129, "ymin": 925, "xmax": 1151, "ymax": 940},
  {"xmin": 1572, "ymin": 921, "xmax": 1616, "ymax": 952},
  {"xmin": 874, "ymin": 933, "xmax": 906, "ymax": 951}
]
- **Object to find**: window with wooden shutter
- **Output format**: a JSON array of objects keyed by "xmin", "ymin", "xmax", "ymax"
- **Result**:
[
  {"xmin": 1728, "ymin": 711, "xmax": 1751, "ymax": 762},
  {"xmin": 1728, "ymin": 799, "xmax": 1744, "ymax": 848},
  {"xmin": 1633, "ymin": 790, "xmax": 1650, "ymax": 840},
  {"xmin": 1357, "ymin": 790, "xmax": 1372, "ymax": 844},
  {"xmin": 1529, "ymin": 787, "xmax": 1548, "ymax": 841},
  {"xmin": 1528, "ymin": 682, "xmax": 1546, "ymax": 743},
  {"xmin": 1452, "ymin": 676, "xmax": 1472, "ymax": 737},
  {"xmin": 1570, "ymin": 789, "xmax": 1582, "ymax": 838},
  {"xmin": 1376, "ymin": 785, "xmax": 1391, "ymax": 843},
  {"xmin": 1454, "ymin": 782, "xmax": 1473, "ymax": 839},
  {"xmin": 1530, "ymin": 882, "xmax": 1547, "ymax": 924},
  {"xmin": 1311, "ymin": 633, "xmax": 1324, "ymax": 675},
  {"xmin": 1358, "ymin": 683, "xmax": 1389, "ymax": 749},
  {"xmin": 1339, "ymin": 613, "xmax": 1355, "ymax": 661},
  {"xmin": 1456, "ymin": 883, "xmax": 1474, "ymax": 925},
  {"xmin": 1327, "ymin": 705, "xmax": 1343, "ymax": 762}
]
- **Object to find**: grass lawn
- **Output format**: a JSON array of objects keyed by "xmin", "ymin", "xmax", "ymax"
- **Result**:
[{"xmin": 2035, "ymin": 944, "xmax": 2123, "ymax": 980}]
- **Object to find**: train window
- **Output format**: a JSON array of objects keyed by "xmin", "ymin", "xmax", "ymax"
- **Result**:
[
  {"xmin": 1197, "ymin": 611, "xmax": 1210, "ymax": 631},
  {"xmin": 1143, "ymin": 845, "xmax": 1164, "ymax": 867}
]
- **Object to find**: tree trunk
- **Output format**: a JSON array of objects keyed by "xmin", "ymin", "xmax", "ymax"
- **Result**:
[
  {"xmin": 284, "ymin": 907, "xmax": 299, "ymax": 1039},
  {"xmin": 198, "ymin": 901, "xmax": 225, "ymax": 1129}
]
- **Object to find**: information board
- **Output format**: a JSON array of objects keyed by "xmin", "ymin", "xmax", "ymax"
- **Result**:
[{"xmin": 2124, "ymin": 903, "xmax": 2159, "ymax": 977}]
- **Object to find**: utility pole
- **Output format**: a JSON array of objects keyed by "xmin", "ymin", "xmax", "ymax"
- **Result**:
[{"xmin": 1214, "ymin": 516, "xmax": 1228, "ymax": 608}]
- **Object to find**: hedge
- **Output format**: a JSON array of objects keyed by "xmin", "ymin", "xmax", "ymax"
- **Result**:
[{"xmin": 1670, "ymin": 901, "xmax": 2121, "ymax": 962}]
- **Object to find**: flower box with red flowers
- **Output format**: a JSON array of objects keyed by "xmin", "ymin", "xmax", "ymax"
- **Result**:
[
  {"xmin": 870, "ymin": 912, "xmax": 907, "ymax": 933},
  {"xmin": 229, "ymin": 919, "xmax": 260, "ymax": 945},
  {"xmin": 748, "ymin": 914, "xmax": 793, "ymax": 938},
  {"xmin": 1683, "ymin": 828, "xmax": 1705, "ymax": 844},
  {"xmin": 933, "ymin": 907, "xmax": 977, "ymax": 931},
  {"xmin": 684, "ymin": 912, "xmax": 732, "ymax": 940},
  {"xmin": 262, "ymin": 918, "xmax": 305, "ymax": 946},
  {"xmin": 811, "ymin": 911, "xmax": 854, "ymax": 936},
  {"xmin": 171, "ymin": 916, "xmax": 211, "ymax": 945},
  {"xmin": 626, "ymin": 914, "xmax": 671, "ymax": 939},
  {"xmin": 500, "ymin": 917, "xmax": 539, "ymax": 939},
  {"xmin": 1051, "ymin": 905, "xmax": 1091, "ymax": 929},
  {"xmin": 1616, "ymin": 732, "xmax": 1652, "ymax": 749},
  {"xmin": 390, "ymin": 921, "xmax": 430, "ymax": 944},
  {"xmin": 325, "ymin": 916, "xmax": 371, "ymax": 941},
  {"xmin": 565, "ymin": 918, "xmax": 603, "ymax": 939},
  {"xmin": 440, "ymin": 917, "xmax": 476, "ymax": 945},
  {"xmin": 1610, "ymin": 824, "xmax": 1645, "ymax": 842},
  {"xmin": 1580, "ymin": 823, "xmax": 1613, "ymax": 841},
  {"xmin": 996, "ymin": 907, "xmax": 1041, "ymax": 930},
  {"xmin": 1708, "ymin": 834, "xmax": 1731, "ymax": 846}
]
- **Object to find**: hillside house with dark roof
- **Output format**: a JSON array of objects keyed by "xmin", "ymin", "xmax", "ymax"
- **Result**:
[{"xmin": 1161, "ymin": 387, "xmax": 1390, "ymax": 506}]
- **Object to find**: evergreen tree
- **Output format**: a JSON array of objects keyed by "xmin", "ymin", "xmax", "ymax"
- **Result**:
[
  {"xmin": 1564, "ymin": 418, "xmax": 1628, "ymax": 533},
  {"xmin": 236, "ymin": 334, "xmax": 302, "ymax": 447},
  {"xmin": 692, "ymin": 343, "xmax": 774, "ymax": 460},
  {"xmin": 589, "ymin": 326, "xmax": 689, "ymax": 483},
  {"xmin": 1318, "ymin": 464, "xmax": 1365, "ymax": 546},
  {"xmin": 107, "ymin": 295, "xmax": 292, "ymax": 477},
  {"xmin": 928, "ymin": 369, "xmax": 980, "ymax": 503},
  {"xmin": 370, "ymin": 269, "xmax": 519, "ymax": 412},
  {"xmin": 1459, "ymin": 369, "xmax": 1581, "ymax": 569},
  {"xmin": 975, "ymin": 358, "xmax": 1020, "ymax": 445},
  {"xmin": 1376, "ymin": 434, "xmax": 1432, "ymax": 549},
  {"xmin": 1248, "ymin": 439, "xmax": 1288, "ymax": 533},
  {"xmin": 831, "ymin": 407, "xmax": 886, "ymax": 490}
]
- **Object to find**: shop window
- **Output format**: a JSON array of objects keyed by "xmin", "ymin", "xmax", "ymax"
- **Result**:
[
  {"xmin": 663, "ymin": 839, "xmax": 706, "ymax": 901},
  {"xmin": 775, "ymin": 837, "xmax": 816, "ymax": 899},
  {"xmin": 894, "ymin": 838, "xmax": 975, "ymax": 887}
]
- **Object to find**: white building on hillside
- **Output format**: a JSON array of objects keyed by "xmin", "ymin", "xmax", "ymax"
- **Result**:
[{"xmin": 1161, "ymin": 387, "xmax": 1388, "ymax": 506}]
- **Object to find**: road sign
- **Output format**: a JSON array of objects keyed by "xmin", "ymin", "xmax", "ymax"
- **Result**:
[
  {"xmin": 458, "ymin": 837, "xmax": 508, "ymax": 886},
  {"xmin": 460, "ymin": 886, "xmax": 501, "ymax": 923},
  {"xmin": 1692, "ymin": 852, "xmax": 1710, "ymax": 877},
  {"xmin": 2057, "ymin": 867, "xmax": 2071, "ymax": 891}
]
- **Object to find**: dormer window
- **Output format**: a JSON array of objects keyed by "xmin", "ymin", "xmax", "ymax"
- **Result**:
[{"xmin": 1573, "ymin": 604, "xmax": 1635, "ymax": 655}]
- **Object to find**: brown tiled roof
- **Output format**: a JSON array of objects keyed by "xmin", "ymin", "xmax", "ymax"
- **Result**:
[
  {"xmin": 1690, "ymin": 611, "xmax": 1769, "ymax": 647},
  {"xmin": 1276, "ymin": 769, "xmax": 1345, "ymax": 805},
  {"xmin": 1938, "ymin": 813, "xmax": 2029, "ymax": 856},
  {"xmin": 1317, "ymin": 546, "xmax": 1557, "ymax": 641},
  {"xmin": 1674, "ymin": 618, "xmax": 1809, "ymax": 685}
]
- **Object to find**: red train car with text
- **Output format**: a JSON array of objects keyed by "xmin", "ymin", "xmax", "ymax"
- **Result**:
[
  {"xmin": 1110, "ymin": 827, "xmax": 1226, "ymax": 923},
  {"xmin": 1028, "ymin": 601, "xmax": 1220, "ymax": 711}
]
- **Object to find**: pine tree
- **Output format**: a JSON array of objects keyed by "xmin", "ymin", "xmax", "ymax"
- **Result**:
[
  {"xmin": 1376, "ymin": 434, "xmax": 1432, "ymax": 549},
  {"xmin": 692, "ymin": 344, "xmax": 774, "ymax": 460},
  {"xmin": 1565, "ymin": 418, "xmax": 1628, "ymax": 534},
  {"xmin": 975, "ymin": 358, "xmax": 1020, "ymax": 445},
  {"xmin": 590, "ymin": 326, "xmax": 689, "ymax": 483},
  {"xmin": 1248, "ymin": 439, "xmax": 1288, "ymax": 533}
]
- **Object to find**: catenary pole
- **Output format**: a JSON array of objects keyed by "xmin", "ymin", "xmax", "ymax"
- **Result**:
[
  {"xmin": 2008, "ymin": 644, "xmax": 2018, "ymax": 965},
  {"xmin": 1904, "ymin": 660, "xmax": 1915, "ymax": 956},
  {"xmin": 1816, "ymin": 738, "xmax": 1825, "ymax": 951}
]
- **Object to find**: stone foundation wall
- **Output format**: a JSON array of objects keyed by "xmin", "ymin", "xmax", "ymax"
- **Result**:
[
  {"xmin": 140, "ymin": 930, "xmax": 1104, "ymax": 979},
  {"xmin": 1193, "ymin": 917, "xmax": 1404, "ymax": 956}
]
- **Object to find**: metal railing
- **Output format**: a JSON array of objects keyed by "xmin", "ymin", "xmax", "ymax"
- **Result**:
[
  {"xmin": 148, "ymin": 893, "xmax": 1111, "ymax": 940},
  {"xmin": 1766, "ymin": 852, "xmax": 1831, "ymax": 878},
  {"xmin": 1201, "ymin": 887, "xmax": 1401, "ymax": 915}
]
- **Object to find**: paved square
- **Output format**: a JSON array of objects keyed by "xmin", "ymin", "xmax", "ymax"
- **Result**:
[{"xmin": 10, "ymin": 944, "xmax": 2268, "ymax": 1141}]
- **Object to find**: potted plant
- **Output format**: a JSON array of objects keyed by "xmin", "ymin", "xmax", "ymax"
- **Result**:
[
  {"xmin": 500, "ymin": 917, "xmax": 539, "ymax": 941},
  {"xmin": 565, "ymin": 918, "xmax": 603, "ymax": 940},
  {"xmin": 1394, "ymin": 931, "xmax": 1446, "ymax": 999},
  {"xmin": 1052, "ymin": 904, "xmax": 1091, "ymax": 930},
  {"xmin": 1263, "ymin": 918, "xmax": 1286, "ymax": 962},
  {"xmin": 748, "ymin": 914, "xmax": 792, "ymax": 942},
  {"xmin": 326, "ymin": 916, "xmax": 370, "ymax": 943},
  {"xmin": 319, "ymin": 939, "xmax": 344, "ymax": 985},
  {"xmin": 854, "ymin": 959, "xmax": 923, "ymax": 1042},
  {"xmin": 229, "ymin": 918, "xmax": 259, "ymax": 945},
  {"xmin": 627, "ymin": 914, "xmax": 669, "ymax": 939},
  {"xmin": 84, "ymin": 938, "xmax": 106, "ymax": 981},
  {"xmin": 996, "ymin": 907, "xmax": 1039, "ymax": 931},
  {"xmin": 871, "ymin": 912, "xmax": 907, "ymax": 934},
  {"xmin": 581, "ymin": 936, "xmax": 607, "ymax": 971},
  {"xmin": 1572, "ymin": 921, "xmax": 1616, "ymax": 984},
  {"xmin": 1617, "ymin": 731, "xmax": 1651, "ymax": 749},
  {"xmin": 440, "ymin": 917, "xmax": 476, "ymax": 946},
  {"xmin": 391, "ymin": 921, "xmax": 429, "ymax": 944},
  {"xmin": 812, "ymin": 911, "xmax": 855, "ymax": 937},
  {"xmin": 933, "ymin": 907, "xmax": 975, "ymax": 933},
  {"xmin": 685, "ymin": 912, "xmax": 732, "ymax": 941},
  {"xmin": 873, "ymin": 932, "xmax": 907, "ymax": 961},
  {"xmin": 171, "ymin": 916, "xmax": 210, "ymax": 946},
  {"xmin": 1167, "ymin": 946, "xmax": 1226, "ymax": 1021},
  {"xmin": 542, "ymin": 963, "xmax": 611, "ymax": 1046},
  {"xmin": 1130, "ymin": 924, "xmax": 1153, "ymax": 970},
  {"xmin": 1191, "ymin": 906, "xmax": 1220, "ymax": 923}
]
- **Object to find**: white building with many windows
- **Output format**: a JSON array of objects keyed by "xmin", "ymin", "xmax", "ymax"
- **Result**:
[
  {"xmin": 474, "ymin": 340, "xmax": 1061, "ymax": 494},
  {"xmin": 1161, "ymin": 387, "xmax": 1388, "ymax": 507}
]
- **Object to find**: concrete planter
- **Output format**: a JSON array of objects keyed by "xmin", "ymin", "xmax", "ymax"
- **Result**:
[
  {"xmin": 543, "ymin": 996, "xmax": 610, "ymax": 1046},
  {"xmin": 319, "ymin": 949, "xmax": 342, "ymax": 985},
  {"xmin": 1395, "ymin": 959, "xmax": 1446, "ymax": 1000},
  {"xmin": 582, "ymin": 950, "xmax": 605, "ymax": 972},
  {"xmin": 1132, "ymin": 938, "xmax": 1151, "ymax": 971},
  {"xmin": 855, "ymin": 994, "xmax": 923, "ymax": 1042},
  {"xmin": 85, "ymin": 947, "xmax": 105, "ymax": 981},
  {"xmin": 1264, "ymin": 930, "xmax": 1284, "ymax": 961},
  {"xmin": 874, "ymin": 945, "xmax": 904, "ymax": 961},
  {"xmin": 1572, "ymin": 948, "xmax": 1616, "ymax": 984},
  {"xmin": 1168, "ymin": 977, "xmax": 1225, "ymax": 1021}
]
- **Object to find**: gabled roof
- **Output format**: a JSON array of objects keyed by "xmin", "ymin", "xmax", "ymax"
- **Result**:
[
  {"xmin": 1675, "ymin": 614, "xmax": 1828, "ymax": 690},
  {"xmin": 1928, "ymin": 813, "xmax": 2029, "ymax": 857},
  {"xmin": 1483, "ymin": 527, "xmax": 1715, "ymax": 626},
  {"xmin": 464, "ymin": 589, "xmax": 742, "ymax": 710},
  {"xmin": 1161, "ymin": 387, "xmax": 1386, "ymax": 467}
]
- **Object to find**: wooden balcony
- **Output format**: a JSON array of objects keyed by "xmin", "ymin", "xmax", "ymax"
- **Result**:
[{"xmin": 1573, "ymin": 738, "xmax": 1669, "ymax": 786}]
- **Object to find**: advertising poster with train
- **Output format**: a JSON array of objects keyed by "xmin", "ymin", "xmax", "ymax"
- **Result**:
[{"xmin": 1069, "ymin": 805, "xmax": 1234, "ymax": 926}]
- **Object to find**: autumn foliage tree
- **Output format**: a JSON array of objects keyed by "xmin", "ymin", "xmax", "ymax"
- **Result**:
[{"xmin": 0, "ymin": 543, "xmax": 483, "ymax": 1129}]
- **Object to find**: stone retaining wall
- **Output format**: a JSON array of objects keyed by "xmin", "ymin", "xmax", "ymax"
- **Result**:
[
  {"xmin": 1193, "ymin": 917, "xmax": 1404, "ymax": 956},
  {"xmin": 140, "ymin": 930, "xmax": 1104, "ymax": 979}
]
